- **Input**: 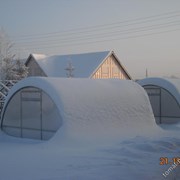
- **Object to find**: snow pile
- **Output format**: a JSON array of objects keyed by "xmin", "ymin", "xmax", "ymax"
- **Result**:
[
  {"xmin": 48, "ymin": 78, "xmax": 157, "ymax": 143},
  {"xmin": 2, "ymin": 77, "xmax": 157, "ymax": 143}
]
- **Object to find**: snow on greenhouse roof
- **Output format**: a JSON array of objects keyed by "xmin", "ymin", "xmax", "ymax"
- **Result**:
[
  {"xmin": 33, "ymin": 51, "xmax": 111, "ymax": 77},
  {"xmin": 138, "ymin": 77, "xmax": 180, "ymax": 105},
  {"xmin": 1, "ymin": 77, "xmax": 157, "ymax": 142}
]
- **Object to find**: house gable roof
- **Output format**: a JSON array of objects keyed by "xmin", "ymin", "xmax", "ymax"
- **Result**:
[
  {"xmin": 26, "ymin": 51, "xmax": 131, "ymax": 79},
  {"xmin": 25, "ymin": 53, "xmax": 47, "ymax": 65}
]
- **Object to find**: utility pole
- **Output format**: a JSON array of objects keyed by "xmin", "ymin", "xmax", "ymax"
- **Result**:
[{"xmin": 146, "ymin": 68, "xmax": 148, "ymax": 78}]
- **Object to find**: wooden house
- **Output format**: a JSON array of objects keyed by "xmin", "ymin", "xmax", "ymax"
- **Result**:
[{"xmin": 25, "ymin": 51, "xmax": 132, "ymax": 79}]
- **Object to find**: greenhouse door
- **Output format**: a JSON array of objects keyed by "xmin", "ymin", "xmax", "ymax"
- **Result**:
[{"xmin": 21, "ymin": 89, "xmax": 42, "ymax": 139}]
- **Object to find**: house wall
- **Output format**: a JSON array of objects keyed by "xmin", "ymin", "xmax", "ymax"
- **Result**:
[
  {"xmin": 26, "ymin": 57, "xmax": 46, "ymax": 77},
  {"xmin": 91, "ymin": 55, "xmax": 130, "ymax": 79}
]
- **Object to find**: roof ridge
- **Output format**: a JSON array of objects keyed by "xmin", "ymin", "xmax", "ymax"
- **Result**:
[{"xmin": 31, "ymin": 53, "xmax": 47, "ymax": 60}]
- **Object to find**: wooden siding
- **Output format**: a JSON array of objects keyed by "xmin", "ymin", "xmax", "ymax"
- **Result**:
[
  {"xmin": 91, "ymin": 55, "xmax": 129, "ymax": 79},
  {"xmin": 26, "ymin": 57, "xmax": 46, "ymax": 77}
]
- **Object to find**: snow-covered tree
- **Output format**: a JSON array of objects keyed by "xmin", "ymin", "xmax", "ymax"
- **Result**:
[
  {"xmin": 13, "ymin": 59, "xmax": 28, "ymax": 80},
  {"xmin": 0, "ymin": 31, "xmax": 15, "ymax": 80},
  {"xmin": 1, "ymin": 55, "xmax": 15, "ymax": 80},
  {"xmin": 0, "ymin": 29, "xmax": 28, "ymax": 81}
]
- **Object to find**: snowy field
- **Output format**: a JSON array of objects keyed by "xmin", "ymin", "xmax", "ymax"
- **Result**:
[{"xmin": 0, "ymin": 123, "xmax": 179, "ymax": 180}]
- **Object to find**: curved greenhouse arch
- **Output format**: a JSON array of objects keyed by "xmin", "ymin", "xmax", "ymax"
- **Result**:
[{"xmin": 1, "ymin": 79, "xmax": 64, "ymax": 140}]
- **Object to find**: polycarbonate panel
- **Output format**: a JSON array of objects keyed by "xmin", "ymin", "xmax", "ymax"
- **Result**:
[
  {"xmin": 145, "ymin": 87, "xmax": 160, "ymax": 95},
  {"xmin": 154, "ymin": 117, "xmax": 160, "ymax": 124},
  {"xmin": 42, "ymin": 131, "xmax": 55, "ymax": 140},
  {"xmin": 161, "ymin": 117, "xmax": 180, "ymax": 124},
  {"xmin": 22, "ymin": 101, "xmax": 41, "ymax": 129},
  {"xmin": 144, "ymin": 86, "xmax": 160, "ymax": 117},
  {"xmin": 3, "ymin": 91, "xmax": 21, "ymax": 127},
  {"xmin": 42, "ymin": 92, "xmax": 62, "ymax": 131},
  {"xmin": 2, "ymin": 127, "xmax": 21, "ymax": 137},
  {"xmin": 148, "ymin": 95, "xmax": 160, "ymax": 117},
  {"xmin": 161, "ymin": 89, "xmax": 180, "ymax": 117},
  {"xmin": 22, "ymin": 129, "xmax": 41, "ymax": 139},
  {"xmin": 21, "ymin": 91, "xmax": 41, "ymax": 100}
]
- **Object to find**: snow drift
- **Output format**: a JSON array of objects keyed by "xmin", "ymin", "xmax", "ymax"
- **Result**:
[{"xmin": 1, "ymin": 77, "xmax": 157, "ymax": 142}]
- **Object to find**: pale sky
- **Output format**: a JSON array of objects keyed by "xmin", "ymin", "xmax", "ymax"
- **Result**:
[{"xmin": 0, "ymin": 0, "xmax": 180, "ymax": 79}]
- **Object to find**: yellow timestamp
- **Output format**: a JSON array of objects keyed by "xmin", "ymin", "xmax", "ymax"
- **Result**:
[{"xmin": 160, "ymin": 157, "xmax": 180, "ymax": 165}]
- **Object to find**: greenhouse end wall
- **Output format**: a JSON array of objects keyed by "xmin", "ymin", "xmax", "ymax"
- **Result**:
[
  {"xmin": 144, "ymin": 85, "xmax": 180, "ymax": 124},
  {"xmin": 2, "ymin": 87, "xmax": 62, "ymax": 140}
]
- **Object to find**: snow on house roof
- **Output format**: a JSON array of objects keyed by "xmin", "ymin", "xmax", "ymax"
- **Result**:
[
  {"xmin": 33, "ymin": 51, "xmax": 111, "ymax": 78},
  {"xmin": 1, "ymin": 77, "xmax": 157, "ymax": 142},
  {"xmin": 31, "ymin": 53, "xmax": 47, "ymax": 60},
  {"xmin": 138, "ymin": 77, "xmax": 180, "ymax": 105}
]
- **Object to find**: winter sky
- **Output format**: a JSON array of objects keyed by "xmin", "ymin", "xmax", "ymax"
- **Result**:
[{"xmin": 0, "ymin": 0, "xmax": 180, "ymax": 79}]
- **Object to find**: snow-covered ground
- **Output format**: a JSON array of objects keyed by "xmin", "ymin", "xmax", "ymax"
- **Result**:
[{"xmin": 0, "ymin": 123, "xmax": 179, "ymax": 180}]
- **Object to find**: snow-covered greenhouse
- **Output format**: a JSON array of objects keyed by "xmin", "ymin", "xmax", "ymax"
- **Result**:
[
  {"xmin": 1, "ymin": 77, "xmax": 155, "ymax": 140},
  {"xmin": 138, "ymin": 78, "xmax": 180, "ymax": 124}
]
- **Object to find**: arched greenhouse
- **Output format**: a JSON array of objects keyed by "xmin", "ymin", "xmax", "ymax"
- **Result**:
[{"xmin": 1, "ymin": 77, "xmax": 155, "ymax": 140}]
